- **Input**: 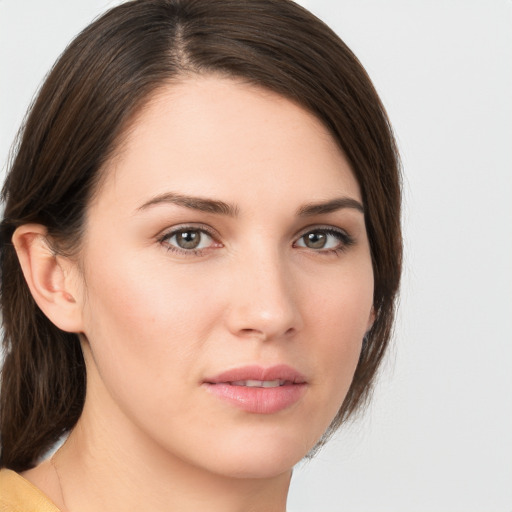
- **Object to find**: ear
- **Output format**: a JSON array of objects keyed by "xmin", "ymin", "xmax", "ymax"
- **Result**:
[{"xmin": 12, "ymin": 224, "xmax": 84, "ymax": 333}]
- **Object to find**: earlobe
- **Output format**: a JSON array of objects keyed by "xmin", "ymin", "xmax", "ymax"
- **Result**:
[{"xmin": 12, "ymin": 224, "xmax": 84, "ymax": 333}]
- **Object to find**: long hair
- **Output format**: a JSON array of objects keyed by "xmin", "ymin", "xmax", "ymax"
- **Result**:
[{"xmin": 0, "ymin": 0, "xmax": 401, "ymax": 471}]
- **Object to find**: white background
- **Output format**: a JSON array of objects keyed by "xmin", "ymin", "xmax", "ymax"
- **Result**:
[{"xmin": 1, "ymin": 1, "xmax": 511, "ymax": 511}]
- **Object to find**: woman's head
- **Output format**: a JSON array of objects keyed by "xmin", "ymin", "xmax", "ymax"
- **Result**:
[{"xmin": 0, "ymin": 0, "xmax": 401, "ymax": 472}]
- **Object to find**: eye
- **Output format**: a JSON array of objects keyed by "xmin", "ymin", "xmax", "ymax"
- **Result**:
[
  {"xmin": 294, "ymin": 227, "xmax": 353, "ymax": 252},
  {"xmin": 160, "ymin": 226, "xmax": 218, "ymax": 253}
]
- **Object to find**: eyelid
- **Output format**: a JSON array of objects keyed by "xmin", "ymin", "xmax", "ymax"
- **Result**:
[
  {"xmin": 157, "ymin": 222, "xmax": 218, "ymax": 239},
  {"xmin": 294, "ymin": 224, "xmax": 351, "ymax": 239}
]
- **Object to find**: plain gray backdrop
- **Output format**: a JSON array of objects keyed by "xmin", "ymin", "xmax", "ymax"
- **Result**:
[{"xmin": 1, "ymin": 1, "xmax": 511, "ymax": 511}]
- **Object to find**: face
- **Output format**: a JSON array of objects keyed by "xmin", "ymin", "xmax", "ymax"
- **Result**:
[{"xmin": 73, "ymin": 76, "xmax": 374, "ymax": 478}]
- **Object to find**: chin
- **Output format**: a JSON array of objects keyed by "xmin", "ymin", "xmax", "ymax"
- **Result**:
[{"xmin": 192, "ymin": 429, "xmax": 318, "ymax": 480}]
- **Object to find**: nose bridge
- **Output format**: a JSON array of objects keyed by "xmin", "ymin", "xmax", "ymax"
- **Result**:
[{"xmin": 226, "ymin": 240, "xmax": 301, "ymax": 340}]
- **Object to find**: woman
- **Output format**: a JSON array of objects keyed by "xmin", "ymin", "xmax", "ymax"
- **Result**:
[{"xmin": 0, "ymin": 0, "xmax": 401, "ymax": 510}]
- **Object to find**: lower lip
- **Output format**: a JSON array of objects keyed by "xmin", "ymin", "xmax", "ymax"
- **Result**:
[{"xmin": 204, "ymin": 383, "xmax": 306, "ymax": 414}]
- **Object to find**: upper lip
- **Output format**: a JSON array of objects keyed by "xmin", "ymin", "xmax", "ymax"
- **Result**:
[{"xmin": 204, "ymin": 364, "xmax": 307, "ymax": 384}]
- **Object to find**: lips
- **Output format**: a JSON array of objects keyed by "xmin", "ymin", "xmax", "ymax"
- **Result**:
[{"xmin": 203, "ymin": 365, "xmax": 307, "ymax": 414}]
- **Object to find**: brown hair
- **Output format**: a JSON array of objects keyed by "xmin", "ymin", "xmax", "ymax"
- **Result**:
[{"xmin": 0, "ymin": 0, "xmax": 401, "ymax": 471}]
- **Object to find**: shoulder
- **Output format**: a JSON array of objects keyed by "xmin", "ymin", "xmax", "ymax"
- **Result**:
[{"xmin": 0, "ymin": 469, "xmax": 61, "ymax": 512}]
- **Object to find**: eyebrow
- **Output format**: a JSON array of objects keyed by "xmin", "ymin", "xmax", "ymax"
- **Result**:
[
  {"xmin": 137, "ymin": 192, "xmax": 239, "ymax": 216},
  {"xmin": 137, "ymin": 192, "xmax": 363, "ymax": 217},
  {"xmin": 297, "ymin": 197, "xmax": 364, "ymax": 216}
]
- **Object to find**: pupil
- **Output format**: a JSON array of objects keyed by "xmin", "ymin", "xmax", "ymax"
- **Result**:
[
  {"xmin": 306, "ymin": 232, "xmax": 326, "ymax": 249},
  {"xmin": 177, "ymin": 230, "xmax": 200, "ymax": 249}
]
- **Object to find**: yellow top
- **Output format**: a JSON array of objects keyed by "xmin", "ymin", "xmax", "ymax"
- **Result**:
[{"xmin": 0, "ymin": 469, "xmax": 60, "ymax": 512}]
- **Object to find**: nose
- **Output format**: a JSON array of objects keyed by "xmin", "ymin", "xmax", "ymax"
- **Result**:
[{"xmin": 224, "ymin": 249, "xmax": 302, "ymax": 341}]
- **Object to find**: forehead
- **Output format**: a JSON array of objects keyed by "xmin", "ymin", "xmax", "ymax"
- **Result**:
[{"xmin": 93, "ymin": 75, "xmax": 361, "ymax": 213}]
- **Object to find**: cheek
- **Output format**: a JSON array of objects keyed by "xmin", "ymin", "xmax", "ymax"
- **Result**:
[
  {"xmin": 305, "ymin": 264, "xmax": 373, "ymax": 406},
  {"xmin": 310, "ymin": 261, "xmax": 374, "ymax": 340},
  {"xmin": 83, "ymin": 242, "xmax": 214, "ymax": 332},
  {"xmin": 79, "ymin": 249, "xmax": 220, "ymax": 404}
]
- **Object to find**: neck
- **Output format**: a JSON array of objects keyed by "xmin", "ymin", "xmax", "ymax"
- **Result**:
[{"xmin": 43, "ymin": 394, "xmax": 291, "ymax": 512}]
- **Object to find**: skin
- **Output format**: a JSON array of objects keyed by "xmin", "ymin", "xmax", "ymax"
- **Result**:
[{"xmin": 18, "ymin": 76, "xmax": 374, "ymax": 512}]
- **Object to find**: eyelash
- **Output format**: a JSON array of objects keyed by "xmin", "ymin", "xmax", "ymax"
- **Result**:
[{"xmin": 158, "ymin": 224, "xmax": 354, "ymax": 257}]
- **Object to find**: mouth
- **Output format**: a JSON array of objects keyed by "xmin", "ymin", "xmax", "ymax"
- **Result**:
[
  {"xmin": 203, "ymin": 365, "xmax": 307, "ymax": 414},
  {"xmin": 230, "ymin": 379, "xmax": 289, "ymax": 388}
]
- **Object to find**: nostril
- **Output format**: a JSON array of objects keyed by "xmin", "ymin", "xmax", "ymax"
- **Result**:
[
  {"xmin": 238, "ymin": 326, "xmax": 296, "ymax": 341},
  {"xmin": 239, "ymin": 328, "xmax": 266, "ymax": 339}
]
